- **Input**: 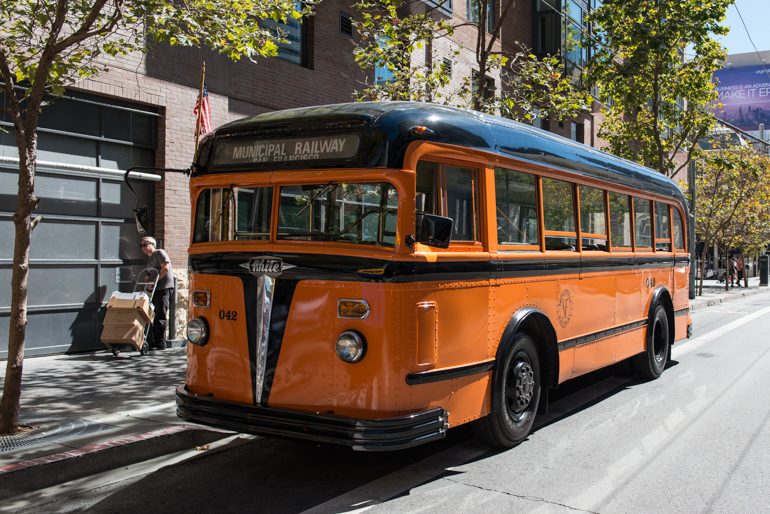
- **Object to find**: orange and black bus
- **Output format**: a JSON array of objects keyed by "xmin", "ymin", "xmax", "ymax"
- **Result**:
[{"xmin": 176, "ymin": 102, "xmax": 692, "ymax": 451}]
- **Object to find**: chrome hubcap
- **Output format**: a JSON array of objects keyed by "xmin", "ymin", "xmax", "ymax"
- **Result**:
[{"xmin": 506, "ymin": 360, "xmax": 535, "ymax": 416}]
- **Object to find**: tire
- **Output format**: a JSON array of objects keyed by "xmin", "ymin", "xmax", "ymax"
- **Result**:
[
  {"xmin": 632, "ymin": 304, "xmax": 669, "ymax": 380},
  {"xmin": 140, "ymin": 342, "xmax": 149, "ymax": 356},
  {"xmin": 472, "ymin": 332, "xmax": 541, "ymax": 448}
]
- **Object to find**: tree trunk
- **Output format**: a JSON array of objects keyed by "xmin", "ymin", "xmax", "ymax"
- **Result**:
[
  {"xmin": 0, "ymin": 124, "xmax": 39, "ymax": 435},
  {"xmin": 742, "ymin": 250, "xmax": 748, "ymax": 288},
  {"xmin": 699, "ymin": 246, "xmax": 708, "ymax": 296},
  {"xmin": 724, "ymin": 245, "xmax": 730, "ymax": 292}
]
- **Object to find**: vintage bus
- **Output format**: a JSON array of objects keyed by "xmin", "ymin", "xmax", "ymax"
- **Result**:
[{"xmin": 176, "ymin": 102, "xmax": 692, "ymax": 451}]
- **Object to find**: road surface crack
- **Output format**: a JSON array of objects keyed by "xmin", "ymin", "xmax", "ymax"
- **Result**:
[{"xmin": 443, "ymin": 477, "xmax": 600, "ymax": 513}]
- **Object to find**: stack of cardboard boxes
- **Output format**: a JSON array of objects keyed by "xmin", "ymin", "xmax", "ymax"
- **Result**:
[{"xmin": 101, "ymin": 293, "xmax": 155, "ymax": 351}]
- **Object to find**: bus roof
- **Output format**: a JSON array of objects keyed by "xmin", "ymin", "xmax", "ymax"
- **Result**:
[{"xmin": 196, "ymin": 101, "xmax": 688, "ymax": 211}]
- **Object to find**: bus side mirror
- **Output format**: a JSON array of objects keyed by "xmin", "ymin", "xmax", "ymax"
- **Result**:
[
  {"xmin": 135, "ymin": 206, "xmax": 148, "ymax": 234},
  {"xmin": 417, "ymin": 214, "xmax": 453, "ymax": 249}
]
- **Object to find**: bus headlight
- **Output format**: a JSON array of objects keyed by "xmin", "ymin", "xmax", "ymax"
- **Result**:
[
  {"xmin": 335, "ymin": 331, "xmax": 366, "ymax": 363},
  {"xmin": 187, "ymin": 317, "xmax": 209, "ymax": 346}
]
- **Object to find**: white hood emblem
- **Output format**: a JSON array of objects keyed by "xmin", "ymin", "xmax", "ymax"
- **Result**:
[{"xmin": 240, "ymin": 257, "xmax": 295, "ymax": 277}]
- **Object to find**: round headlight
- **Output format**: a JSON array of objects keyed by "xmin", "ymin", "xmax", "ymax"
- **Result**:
[
  {"xmin": 187, "ymin": 317, "xmax": 209, "ymax": 346},
  {"xmin": 335, "ymin": 331, "xmax": 366, "ymax": 363}
]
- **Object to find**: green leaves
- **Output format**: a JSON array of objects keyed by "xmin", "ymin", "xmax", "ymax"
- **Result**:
[
  {"xmin": 586, "ymin": 0, "xmax": 731, "ymax": 177},
  {"xmin": 695, "ymin": 144, "xmax": 770, "ymax": 270},
  {"xmin": 350, "ymin": 0, "xmax": 588, "ymax": 123}
]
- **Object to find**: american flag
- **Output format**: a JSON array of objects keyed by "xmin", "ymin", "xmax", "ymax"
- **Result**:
[{"xmin": 194, "ymin": 82, "xmax": 212, "ymax": 139}]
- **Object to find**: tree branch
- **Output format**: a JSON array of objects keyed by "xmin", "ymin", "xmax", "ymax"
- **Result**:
[
  {"xmin": 0, "ymin": 49, "xmax": 23, "ymax": 132},
  {"xmin": 52, "ymin": 0, "xmax": 123, "ymax": 55}
]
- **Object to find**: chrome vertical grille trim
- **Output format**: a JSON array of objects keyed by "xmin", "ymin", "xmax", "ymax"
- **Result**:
[{"xmin": 254, "ymin": 275, "xmax": 275, "ymax": 404}]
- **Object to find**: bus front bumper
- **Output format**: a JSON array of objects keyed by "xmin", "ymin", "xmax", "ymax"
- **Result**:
[{"xmin": 176, "ymin": 385, "xmax": 449, "ymax": 451}]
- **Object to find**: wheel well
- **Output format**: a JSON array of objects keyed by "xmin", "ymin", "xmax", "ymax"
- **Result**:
[
  {"xmin": 501, "ymin": 310, "xmax": 559, "ymax": 390},
  {"xmin": 652, "ymin": 287, "xmax": 675, "ymax": 346}
]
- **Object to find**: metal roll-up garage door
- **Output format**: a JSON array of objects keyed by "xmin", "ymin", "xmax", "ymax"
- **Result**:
[{"xmin": 0, "ymin": 90, "xmax": 160, "ymax": 357}]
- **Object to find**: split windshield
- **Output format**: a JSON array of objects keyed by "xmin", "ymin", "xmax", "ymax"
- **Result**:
[{"xmin": 193, "ymin": 182, "xmax": 399, "ymax": 247}]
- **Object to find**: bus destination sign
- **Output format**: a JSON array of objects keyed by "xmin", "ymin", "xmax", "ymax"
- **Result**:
[{"xmin": 213, "ymin": 133, "xmax": 362, "ymax": 165}]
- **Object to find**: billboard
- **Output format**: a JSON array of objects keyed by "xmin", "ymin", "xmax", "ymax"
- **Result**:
[{"xmin": 713, "ymin": 65, "xmax": 770, "ymax": 131}]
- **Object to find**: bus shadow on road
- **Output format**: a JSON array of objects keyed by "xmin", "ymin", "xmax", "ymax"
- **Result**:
[{"xmin": 72, "ymin": 363, "xmax": 680, "ymax": 514}]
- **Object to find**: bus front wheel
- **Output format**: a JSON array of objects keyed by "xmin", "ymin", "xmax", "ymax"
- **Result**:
[
  {"xmin": 633, "ymin": 304, "xmax": 669, "ymax": 380},
  {"xmin": 473, "ymin": 332, "xmax": 541, "ymax": 448}
]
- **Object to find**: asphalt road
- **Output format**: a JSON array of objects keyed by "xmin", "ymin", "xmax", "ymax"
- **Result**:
[{"xmin": 16, "ymin": 293, "xmax": 770, "ymax": 514}]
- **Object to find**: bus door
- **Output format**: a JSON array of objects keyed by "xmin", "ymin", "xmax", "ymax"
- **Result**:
[{"xmin": 411, "ymin": 160, "xmax": 491, "ymax": 375}]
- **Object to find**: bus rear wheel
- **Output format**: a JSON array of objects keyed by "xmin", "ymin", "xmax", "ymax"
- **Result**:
[
  {"xmin": 633, "ymin": 304, "xmax": 669, "ymax": 380},
  {"xmin": 473, "ymin": 333, "xmax": 541, "ymax": 448}
]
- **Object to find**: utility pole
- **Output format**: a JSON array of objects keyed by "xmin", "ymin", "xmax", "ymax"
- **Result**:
[{"xmin": 688, "ymin": 158, "xmax": 696, "ymax": 300}]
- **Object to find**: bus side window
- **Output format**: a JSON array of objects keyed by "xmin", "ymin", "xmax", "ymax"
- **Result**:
[
  {"xmin": 444, "ymin": 166, "xmax": 479, "ymax": 241},
  {"xmin": 672, "ymin": 207, "xmax": 685, "ymax": 250},
  {"xmin": 542, "ymin": 177, "xmax": 577, "ymax": 251},
  {"xmin": 578, "ymin": 185, "xmax": 608, "ymax": 251},
  {"xmin": 415, "ymin": 161, "xmax": 438, "ymax": 215},
  {"xmin": 494, "ymin": 167, "xmax": 539, "ymax": 249},
  {"xmin": 655, "ymin": 202, "xmax": 672, "ymax": 251},
  {"xmin": 633, "ymin": 198, "xmax": 652, "ymax": 250},
  {"xmin": 609, "ymin": 192, "xmax": 632, "ymax": 250}
]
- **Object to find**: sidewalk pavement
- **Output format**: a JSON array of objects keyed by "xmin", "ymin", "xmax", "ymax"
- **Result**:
[
  {"xmin": 689, "ymin": 276, "xmax": 768, "ymax": 311},
  {"xmin": 0, "ymin": 279, "xmax": 768, "ymax": 500},
  {"xmin": 0, "ymin": 346, "xmax": 235, "ymax": 501}
]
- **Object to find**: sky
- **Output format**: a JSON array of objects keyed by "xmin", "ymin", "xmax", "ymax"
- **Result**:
[{"xmin": 715, "ymin": 0, "xmax": 769, "ymax": 56}]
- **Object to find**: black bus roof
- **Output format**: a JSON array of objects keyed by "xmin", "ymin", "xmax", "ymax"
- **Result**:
[{"xmin": 195, "ymin": 101, "xmax": 688, "ymax": 211}]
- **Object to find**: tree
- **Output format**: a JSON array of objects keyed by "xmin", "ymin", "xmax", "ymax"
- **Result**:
[
  {"xmin": 693, "ymin": 145, "xmax": 767, "ymax": 294},
  {"xmin": 351, "ymin": 0, "xmax": 589, "ymax": 124},
  {"xmin": 587, "ymin": 0, "xmax": 731, "ymax": 177},
  {"xmin": 712, "ymin": 146, "xmax": 770, "ymax": 289},
  {"xmin": 0, "ymin": 0, "xmax": 314, "ymax": 435}
]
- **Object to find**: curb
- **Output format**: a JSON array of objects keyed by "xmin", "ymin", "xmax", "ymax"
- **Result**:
[
  {"xmin": 0, "ymin": 424, "xmax": 231, "ymax": 501},
  {"xmin": 690, "ymin": 286, "xmax": 770, "ymax": 312}
]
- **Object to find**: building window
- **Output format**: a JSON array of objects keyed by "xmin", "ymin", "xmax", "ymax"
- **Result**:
[
  {"xmin": 534, "ymin": 0, "xmax": 590, "ymax": 83},
  {"xmin": 263, "ymin": 2, "xmax": 306, "ymax": 66},
  {"xmin": 467, "ymin": 0, "xmax": 495, "ymax": 32},
  {"xmin": 534, "ymin": 0, "xmax": 559, "ymax": 55},
  {"xmin": 472, "ymin": 73, "xmax": 495, "ymax": 100},
  {"xmin": 442, "ymin": 57, "xmax": 453, "ymax": 79},
  {"xmin": 570, "ymin": 121, "xmax": 584, "ymax": 143},
  {"xmin": 340, "ymin": 12, "xmax": 353, "ymax": 38}
]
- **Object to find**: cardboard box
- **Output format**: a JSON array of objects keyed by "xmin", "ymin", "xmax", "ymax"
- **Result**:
[
  {"xmin": 101, "ymin": 319, "xmax": 145, "ymax": 348},
  {"xmin": 106, "ymin": 297, "xmax": 154, "ymax": 323},
  {"xmin": 104, "ymin": 309, "xmax": 152, "ymax": 326}
]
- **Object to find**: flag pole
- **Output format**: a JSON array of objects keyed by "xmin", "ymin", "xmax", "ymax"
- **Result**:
[{"xmin": 193, "ymin": 62, "xmax": 206, "ymax": 165}]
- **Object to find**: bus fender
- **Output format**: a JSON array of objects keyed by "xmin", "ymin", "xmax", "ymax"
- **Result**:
[
  {"xmin": 648, "ymin": 286, "xmax": 674, "ymax": 348},
  {"xmin": 496, "ymin": 307, "xmax": 560, "ymax": 397}
]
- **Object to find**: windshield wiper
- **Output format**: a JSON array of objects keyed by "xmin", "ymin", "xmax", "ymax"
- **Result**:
[
  {"xmin": 295, "ymin": 182, "xmax": 339, "ymax": 218},
  {"xmin": 210, "ymin": 184, "xmax": 234, "ymax": 232}
]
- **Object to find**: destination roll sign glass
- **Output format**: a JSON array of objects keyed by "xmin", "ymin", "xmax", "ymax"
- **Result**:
[{"xmin": 212, "ymin": 133, "xmax": 362, "ymax": 165}]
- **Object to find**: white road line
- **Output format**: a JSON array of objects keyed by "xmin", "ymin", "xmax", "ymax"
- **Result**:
[{"xmin": 673, "ymin": 305, "xmax": 770, "ymax": 359}]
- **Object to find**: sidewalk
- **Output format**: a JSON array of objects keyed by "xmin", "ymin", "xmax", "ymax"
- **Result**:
[
  {"xmin": 0, "ymin": 346, "xmax": 233, "ymax": 501},
  {"xmin": 689, "ymin": 276, "xmax": 769, "ymax": 311}
]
